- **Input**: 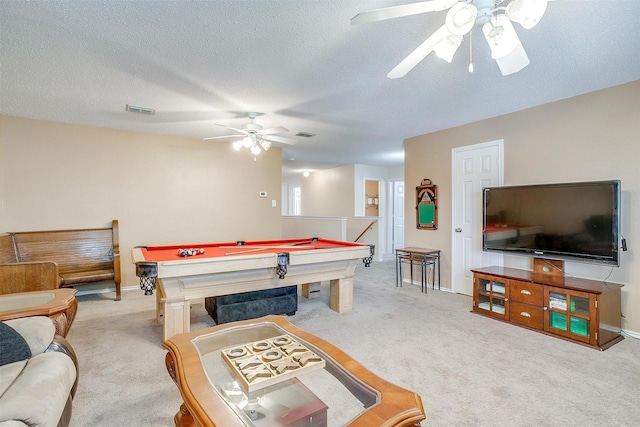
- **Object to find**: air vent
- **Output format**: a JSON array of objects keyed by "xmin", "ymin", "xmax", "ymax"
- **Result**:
[
  {"xmin": 126, "ymin": 104, "xmax": 156, "ymax": 115},
  {"xmin": 295, "ymin": 132, "xmax": 316, "ymax": 138}
]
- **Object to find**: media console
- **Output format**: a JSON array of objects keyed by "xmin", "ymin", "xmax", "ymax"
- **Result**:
[{"xmin": 471, "ymin": 259, "xmax": 624, "ymax": 350}]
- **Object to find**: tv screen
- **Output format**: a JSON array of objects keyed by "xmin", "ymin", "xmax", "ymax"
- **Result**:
[{"xmin": 482, "ymin": 180, "xmax": 620, "ymax": 266}]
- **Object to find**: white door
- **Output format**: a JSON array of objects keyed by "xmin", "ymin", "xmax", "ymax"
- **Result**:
[
  {"xmin": 289, "ymin": 186, "xmax": 301, "ymax": 216},
  {"xmin": 392, "ymin": 180, "xmax": 404, "ymax": 249},
  {"xmin": 452, "ymin": 141, "xmax": 503, "ymax": 295}
]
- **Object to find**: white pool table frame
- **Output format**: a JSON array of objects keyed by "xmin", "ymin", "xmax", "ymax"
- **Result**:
[{"xmin": 132, "ymin": 244, "xmax": 371, "ymax": 341}]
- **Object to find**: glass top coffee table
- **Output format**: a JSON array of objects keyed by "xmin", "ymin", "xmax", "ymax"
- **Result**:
[
  {"xmin": 163, "ymin": 315, "xmax": 425, "ymax": 427},
  {"xmin": 0, "ymin": 288, "xmax": 77, "ymax": 337}
]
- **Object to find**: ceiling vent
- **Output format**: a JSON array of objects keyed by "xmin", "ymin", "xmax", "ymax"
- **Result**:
[
  {"xmin": 126, "ymin": 104, "xmax": 156, "ymax": 115},
  {"xmin": 296, "ymin": 132, "xmax": 316, "ymax": 138}
]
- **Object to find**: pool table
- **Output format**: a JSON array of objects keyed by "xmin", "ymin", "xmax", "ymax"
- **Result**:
[{"xmin": 131, "ymin": 238, "xmax": 374, "ymax": 341}]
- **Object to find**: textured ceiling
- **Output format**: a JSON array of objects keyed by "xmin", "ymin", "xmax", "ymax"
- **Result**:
[{"xmin": 1, "ymin": 0, "xmax": 639, "ymax": 177}]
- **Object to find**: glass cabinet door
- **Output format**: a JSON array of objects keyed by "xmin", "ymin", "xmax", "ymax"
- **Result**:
[
  {"xmin": 545, "ymin": 287, "xmax": 593, "ymax": 344},
  {"xmin": 474, "ymin": 274, "xmax": 508, "ymax": 320}
]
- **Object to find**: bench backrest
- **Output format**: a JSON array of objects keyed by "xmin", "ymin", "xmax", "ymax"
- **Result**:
[
  {"xmin": 0, "ymin": 234, "xmax": 18, "ymax": 263},
  {"xmin": 12, "ymin": 228, "xmax": 115, "ymax": 275},
  {"xmin": 0, "ymin": 262, "xmax": 60, "ymax": 294}
]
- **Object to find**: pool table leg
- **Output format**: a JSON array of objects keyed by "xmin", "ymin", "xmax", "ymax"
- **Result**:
[
  {"xmin": 329, "ymin": 278, "xmax": 353, "ymax": 313},
  {"xmin": 301, "ymin": 282, "xmax": 321, "ymax": 299},
  {"xmin": 155, "ymin": 283, "xmax": 165, "ymax": 324},
  {"xmin": 163, "ymin": 298, "xmax": 190, "ymax": 341}
]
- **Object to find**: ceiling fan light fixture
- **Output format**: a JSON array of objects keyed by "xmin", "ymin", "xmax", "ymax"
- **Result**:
[
  {"xmin": 483, "ymin": 14, "xmax": 520, "ymax": 59},
  {"xmin": 232, "ymin": 140, "xmax": 243, "ymax": 151},
  {"xmin": 495, "ymin": 41, "xmax": 530, "ymax": 75},
  {"xmin": 259, "ymin": 139, "xmax": 272, "ymax": 151},
  {"xmin": 250, "ymin": 145, "xmax": 261, "ymax": 156},
  {"xmin": 242, "ymin": 136, "xmax": 253, "ymax": 148},
  {"xmin": 433, "ymin": 33, "xmax": 462, "ymax": 63},
  {"xmin": 506, "ymin": 0, "xmax": 548, "ymax": 30},
  {"xmin": 445, "ymin": 3, "xmax": 478, "ymax": 36}
]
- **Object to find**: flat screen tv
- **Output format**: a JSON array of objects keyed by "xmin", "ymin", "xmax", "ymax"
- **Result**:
[{"xmin": 482, "ymin": 180, "xmax": 620, "ymax": 266}]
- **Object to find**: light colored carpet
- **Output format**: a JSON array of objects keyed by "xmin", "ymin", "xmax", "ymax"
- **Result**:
[{"xmin": 67, "ymin": 259, "xmax": 640, "ymax": 426}]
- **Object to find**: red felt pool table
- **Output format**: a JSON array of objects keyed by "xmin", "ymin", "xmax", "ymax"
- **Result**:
[{"xmin": 131, "ymin": 238, "xmax": 374, "ymax": 340}]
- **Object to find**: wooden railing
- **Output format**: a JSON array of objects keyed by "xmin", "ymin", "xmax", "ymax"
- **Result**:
[{"xmin": 354, "ymin": 220, "xmax": 377, "ymax": 243}]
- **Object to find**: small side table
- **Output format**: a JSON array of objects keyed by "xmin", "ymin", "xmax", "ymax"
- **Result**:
[
  {"xmin": 395, "ymin": 247, "xmax": 441, "ymax": 291},
  {"xmin": 0, "ymin": 288, "xmax": 78, "ymax": 337}
]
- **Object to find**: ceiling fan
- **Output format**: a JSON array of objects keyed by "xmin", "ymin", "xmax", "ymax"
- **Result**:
[
  {"xmin": 204, "ymin": 112, "xmax": 297, "ymax": 155},
  {"xmin": 351, "ymin": 0, "xmax": 550, "ymax": 77}
]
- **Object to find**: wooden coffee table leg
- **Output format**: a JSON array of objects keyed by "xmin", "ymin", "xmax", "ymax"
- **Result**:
[
  {"xmin": 174, "ymin": 403, "xmax": 195, "ymax": 427},
  {"xmin": 166, "ymin": 353, "xmax": 196, "ymax": 427}
]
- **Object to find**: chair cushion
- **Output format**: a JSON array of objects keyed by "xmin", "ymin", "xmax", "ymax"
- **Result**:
[
  {"xmin": 0, "ymin": 352, "xmax": 76, "ymax": 427},
  {"xmin": 0, "ymin": 421, "xmax": 29, "ymax": 427},
  {"xmin": 0, "ymin": 323, "xmax": 31, "ymax": 366},
  {"xmin": 3, "ymin": 317, "xmax": 55, "ymax": 355},
  {"xmin": 0, "ymin": 360, "xmax": 27, "ymax": 396}
]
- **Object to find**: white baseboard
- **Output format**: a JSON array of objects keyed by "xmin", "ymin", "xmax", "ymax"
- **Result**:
[
  {"xmin": 401, "ymin": 278, "xmax": 452, "ymax": 292},
  {"xmin": 75, "ymin": 284, "xmax": 139, "ymax": 297},
  {"xmin": 622, "ymin": 329, "xmax": 640, "ymax": 340}
]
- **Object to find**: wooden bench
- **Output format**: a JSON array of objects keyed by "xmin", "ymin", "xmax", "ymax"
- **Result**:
[{"xmin": 0, "ymin": 220, "xmax": 122, "ymax": 300}]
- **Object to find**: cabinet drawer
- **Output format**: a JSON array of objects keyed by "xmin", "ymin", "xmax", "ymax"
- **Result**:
[
  {"xmin": 509, "ymin": 302, "xmax": 543, "ymax": 330},
  {"xmin": 510, "ymin": 280, "xmax": 543, "ymax": 305}
]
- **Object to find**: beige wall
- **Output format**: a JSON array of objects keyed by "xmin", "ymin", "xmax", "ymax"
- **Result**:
[
  {"xmin": 301, "ymin": 165, "xmax": 355, "ymax": 217},
  {"xmin": 0, "ymin": 116, "xmax": 283, "ymax": 289},
  {"xmin": 404, "ymin": 80, "xmax": 640, "ymax": 334}
]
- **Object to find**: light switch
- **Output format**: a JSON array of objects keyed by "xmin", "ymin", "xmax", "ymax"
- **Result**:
[{"xmin": 271, "ymin": 200, "xmax": 277, "ymax": 207}]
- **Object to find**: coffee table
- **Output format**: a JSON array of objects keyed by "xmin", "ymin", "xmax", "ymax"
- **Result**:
[
  {"xmin": 0, "ymin": 288, "xmax": 78, "ymax": 337},
  {"xmin": 163, "ymin": 315, "xmax": 426, "ymax": 426}
]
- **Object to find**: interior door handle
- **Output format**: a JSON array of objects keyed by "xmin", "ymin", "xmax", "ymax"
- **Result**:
[{"xmin": 455, "ymin": 228, "xmax": 462, "ymax": 232}]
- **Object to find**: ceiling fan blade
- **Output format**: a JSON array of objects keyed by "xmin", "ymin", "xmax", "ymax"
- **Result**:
[
  {"xmin": 261, "ymin": 126, "xmax": 289, "ymax": 135},
  {"xmin": 262, "ymin": 135, "xmax": 297, "ymax": 145},
  {"xmin": 351, "ymin": 0, "xmax": 457, "ymax": 25},
  {"xmin": 387, "ymin": 25, "xmax": 449, "ymax": 79},
  {"xmin": 214, "ymin": 123, "xmax": 248, "ymax": 135},
  {"xmin": 203, "ymin": 134, "xmax": 244, "ymax": 140},
  {"xmin": 495, "ymin": 42, "xmax": 530, "ymax": 76}
]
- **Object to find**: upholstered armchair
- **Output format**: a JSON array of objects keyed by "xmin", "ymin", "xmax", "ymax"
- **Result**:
[{"xmin": 0, "ymin": 316, "xmax": 78, "ymax": 427}]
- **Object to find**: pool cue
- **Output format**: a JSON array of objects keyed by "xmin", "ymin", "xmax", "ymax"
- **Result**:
[
  {"xmin": 223, "ymin": 243, "xmax": 341, "ymax": 256},
  {"xmin": 219, "ymin": 240, "xmax": 315, "ymax": 250},
  {"xmin": 223, "ymin": 245, "xmax": 317, "ymax": 256}
]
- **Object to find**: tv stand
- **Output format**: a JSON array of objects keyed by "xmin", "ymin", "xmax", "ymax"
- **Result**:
[{"xmin": 471, "ymin": 260, "xmax": 624, "ymax": 350}]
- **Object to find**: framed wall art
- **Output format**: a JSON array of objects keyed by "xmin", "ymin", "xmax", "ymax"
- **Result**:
[{"xmin": 416, "ymin": 179, "xmax": 437, "ymax": 230}]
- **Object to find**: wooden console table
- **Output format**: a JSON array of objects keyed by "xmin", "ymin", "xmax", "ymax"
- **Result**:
[
  {"xmin": 0, "ymin": 288, "xmax": 78, "ymax": 337},
  {"xmin": 471, "ymin": 265, "xmax": 623, "ymax": 350}
]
